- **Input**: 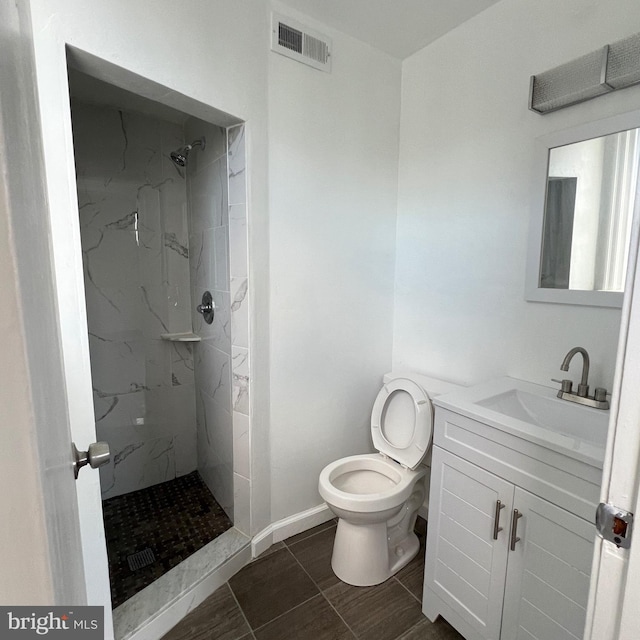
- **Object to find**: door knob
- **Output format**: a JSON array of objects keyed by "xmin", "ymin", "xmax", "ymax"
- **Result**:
[{"xmin": 72, "ymin": 441, "xmax": 110, "ymax": 479}]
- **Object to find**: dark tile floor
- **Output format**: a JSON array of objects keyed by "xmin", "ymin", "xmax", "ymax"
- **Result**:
[
  {"xmin": 162, "ymin": 518, "xmax": 463, "ymax": 640},
  {"xmin": 103, "ymin": 472, "xmax": 233, "ymax": 608}
]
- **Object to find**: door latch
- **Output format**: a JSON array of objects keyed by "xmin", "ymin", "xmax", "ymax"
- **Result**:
[{"xmin": 596, "ymin": 503, "xmax": 633, "ymax": 549}]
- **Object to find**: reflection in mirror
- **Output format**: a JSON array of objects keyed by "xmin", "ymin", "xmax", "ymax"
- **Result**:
[{"xmin": 541, "ymin": 129, "xmax": 639, "ymax": 292}]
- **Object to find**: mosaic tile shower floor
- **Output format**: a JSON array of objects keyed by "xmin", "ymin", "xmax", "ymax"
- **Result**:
[{"xmin": 102, "ymin": 471, "xmax": 233, "ymax": 608}]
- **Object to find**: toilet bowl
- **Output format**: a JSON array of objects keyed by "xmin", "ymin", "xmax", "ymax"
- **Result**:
[{"xmin": 318, "ymin": 372, "xmax": 458, "ymax": 587}]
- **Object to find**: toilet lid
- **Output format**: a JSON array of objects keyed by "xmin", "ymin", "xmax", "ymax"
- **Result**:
[{"xmin": 370, "ymin": 378, "xmax": 433, "ymax": 470}]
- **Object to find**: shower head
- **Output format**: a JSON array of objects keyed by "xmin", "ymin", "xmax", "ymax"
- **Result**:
[
  {"xmin": 170, "ymin": 149, "xmax": 188, "ymax": 167},
  {"xmin": 169, "ymin": 137, "xmax": 206, "ymax": 167}
]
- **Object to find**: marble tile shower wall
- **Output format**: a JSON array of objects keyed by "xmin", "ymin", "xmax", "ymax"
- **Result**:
[
  {"xmin": 185, "ymin": 118, "xmax": 250, "ymax": 528},
  {"xmin": 185, "ymin": 118, "xmax": 232, "ymax": 519},
  {"xmin": 73, "ymin": 102, "xmax": 197, "ymax": 499},
  {"xmin": 228, "ymin": 124, "xmax": 250, "ymax": 535}
]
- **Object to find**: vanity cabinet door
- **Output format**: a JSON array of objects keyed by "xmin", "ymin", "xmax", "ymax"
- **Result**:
[
  {"xmin": 424, "ymin": 446, "xmax": 514, "ymax": 640},
  {"xmin": 500, "ymin": 488, "xmax": 594, "ymax": 640}
]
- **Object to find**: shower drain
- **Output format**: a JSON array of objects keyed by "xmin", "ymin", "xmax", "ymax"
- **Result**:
[{"xmin": 127, "ymin": 548, "xmax": 156, "ymax": 571}]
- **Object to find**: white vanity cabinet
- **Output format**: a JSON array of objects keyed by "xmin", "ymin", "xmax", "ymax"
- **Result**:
[
  {"xmin": 500, "ymin": 487, "xmax": 593, "ymax": 640},
  {"xmin": 424, "ymin": 447, "xmax": 512, "ymax": 639},
  {"xmin": 423, "ymin": 407, "xmax": 601, "ymax": 640}
]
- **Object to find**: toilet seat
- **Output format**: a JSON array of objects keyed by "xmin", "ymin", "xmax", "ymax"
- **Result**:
[
  {"xmin": 319, "ymin": 453, "xmax": 425, "ymax": 513},
  {"xmin": 371, "ymin": 378, "xmax": 433, "ymax": 470}
]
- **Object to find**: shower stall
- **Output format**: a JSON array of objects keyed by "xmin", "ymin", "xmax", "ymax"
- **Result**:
[{"xmin": 69, "ymin": 75, "xmax": 250, "ymax": 611}]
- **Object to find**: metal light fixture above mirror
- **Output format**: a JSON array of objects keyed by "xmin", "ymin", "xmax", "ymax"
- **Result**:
[{"xmin": 529, "ymin": 32, "xmax": 640, "ymax": 114}]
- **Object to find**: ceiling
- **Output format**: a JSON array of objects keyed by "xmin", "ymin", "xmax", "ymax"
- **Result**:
[{"xmin": 277, "ymin": 0, "xmax": 501, "ymax": 59}]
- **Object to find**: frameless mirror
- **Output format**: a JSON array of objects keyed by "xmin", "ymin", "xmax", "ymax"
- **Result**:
[{"xmin": 526, "ymin": 113, "xmax": 640, "ymax": 308}]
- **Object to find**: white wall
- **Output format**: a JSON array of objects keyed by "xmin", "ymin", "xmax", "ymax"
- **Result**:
[
  {"xmin": 268, "ymin": 4, "xmax": 401, "ymax": 520},
  {"xmin": 394, "ymin": 0, "xmax": 640, "ymax": 392}
]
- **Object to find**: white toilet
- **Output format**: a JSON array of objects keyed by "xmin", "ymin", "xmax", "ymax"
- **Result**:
[{"xmin": 318, "ymin": 372, "xmax": 458, "ymax": 587}]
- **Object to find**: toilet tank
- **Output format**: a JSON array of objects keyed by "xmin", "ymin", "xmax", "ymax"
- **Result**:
[{"xmin": 383, "ymin": 371, "xmax": 461, "ymax": 398}]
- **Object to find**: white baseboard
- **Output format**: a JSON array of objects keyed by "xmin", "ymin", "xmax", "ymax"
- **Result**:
[{"xmin": 252, "ymin": 503, "xmax": 333, "ymax": 558}]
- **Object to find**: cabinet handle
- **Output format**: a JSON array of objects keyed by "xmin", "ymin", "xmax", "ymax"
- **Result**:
[
  {"xmin": 510, "ymin": 509, "xmax": 523, "ymax": 551},
  {"xmin": 493, "ymin": 500, "xmax": 505, "ymax": 540}
]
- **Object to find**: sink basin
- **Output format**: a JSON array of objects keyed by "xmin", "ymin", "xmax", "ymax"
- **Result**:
[
  {"xmin": 433, "ymin": 377, "xmax": 609, "ymax": 466},
  {"xmin": 476, "ymin": 387, "xmax": 606, "ymax": 445}
]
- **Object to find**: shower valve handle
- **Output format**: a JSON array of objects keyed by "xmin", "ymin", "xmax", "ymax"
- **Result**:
[
  {"xmin": 197, "ymin": 291, "xmax": 215, "ymax": 324},
  {"xmin": 197, "ymin": 302, "xmax": 213, "ymax": 313}
]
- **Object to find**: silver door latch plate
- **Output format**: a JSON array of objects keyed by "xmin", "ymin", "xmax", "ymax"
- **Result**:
[{"xmin": 596, "ymin": 503, "xmax": 633, "ymax": 549}]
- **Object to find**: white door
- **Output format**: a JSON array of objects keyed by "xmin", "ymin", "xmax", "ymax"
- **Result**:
[
  {"xmin": 424, "ymin": 446, "xmax": 513, "ymax": 640},
  {"xmin": 583, "ymin": 133, "xmax": 640, "ymax": 640},
  {"xmin": 7, "ymin": 1, "xmax": 114, "ymax": 636},
  {"xmin": 501, "ymin": 488, "xmax": 594, "ymax": 640},
  {"xmin": 0, "ymin": 0, "xmax": 87, "ymax": 604},
  {"xmin": 33, "ymin": 75, "xmax": 116, "ymax": 640}
]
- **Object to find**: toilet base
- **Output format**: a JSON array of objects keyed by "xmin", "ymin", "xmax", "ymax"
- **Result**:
[
  {"xmin": 331, "ymin": 518, "xmax": 420, "ymax": 587},
  {"xmin": 388, "ymin": 529, "xmax": 420, "ymax": 576}
]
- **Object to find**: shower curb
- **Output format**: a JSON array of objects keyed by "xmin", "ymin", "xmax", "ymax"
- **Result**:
[{"xmin": 113, "ymin": 528, "xmax": 250, "ymax": 640}]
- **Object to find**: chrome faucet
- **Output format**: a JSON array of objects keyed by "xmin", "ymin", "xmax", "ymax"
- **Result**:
[
  {"xmin": 554, "ymin": 347, "xmax": 609, "ymax": 409},
  {"xmin": 561, "ymin": 347, "xmax": 590, "ymax": 397}
]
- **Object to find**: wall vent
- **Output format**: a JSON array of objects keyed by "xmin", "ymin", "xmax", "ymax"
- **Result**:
[{"xmin": 271, "ymin": 13, "xmax": 332, "ymax": 72}]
